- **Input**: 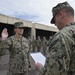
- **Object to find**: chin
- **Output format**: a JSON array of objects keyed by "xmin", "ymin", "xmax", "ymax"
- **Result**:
[{"xmin": 19, "ymin": 33, "xmax": 23, "ymax": 35}]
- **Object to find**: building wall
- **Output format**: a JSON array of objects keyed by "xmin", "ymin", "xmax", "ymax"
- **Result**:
[{"xmin": 0, "ymin": 14, "xmax": 59, "ymax": 39}]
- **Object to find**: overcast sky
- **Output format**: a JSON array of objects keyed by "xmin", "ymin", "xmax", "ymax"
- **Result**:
[{"xmin": 0, "ymin": 0, "xmax": 75, "ymax": 27}]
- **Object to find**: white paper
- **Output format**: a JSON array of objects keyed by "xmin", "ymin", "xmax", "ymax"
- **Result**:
[{"xmin": 30, "ymin": 52, "xmax": 46, "ymax": 66}]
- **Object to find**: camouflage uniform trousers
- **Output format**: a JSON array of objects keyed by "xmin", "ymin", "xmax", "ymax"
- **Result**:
[
  {"xmin": 8, "ymin": 73, "xmax": 26, "ymax": 75},
  {"xmin": 7, "ymin": 71, "xmax": 28, "ymax": 75},
  {"xmin": 37, "ymin": 47, "xmax": 41, "ymax": 52}
]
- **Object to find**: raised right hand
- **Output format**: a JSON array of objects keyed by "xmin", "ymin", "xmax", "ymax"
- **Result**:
[{"xmin": 1, "ymin": 28, "xmax": 8, "ymax": 40}]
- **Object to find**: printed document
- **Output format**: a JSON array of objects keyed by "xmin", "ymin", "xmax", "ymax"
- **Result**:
[{"xmin": 30, "ymin": 52, "xmax": 46, "ymax": 66}]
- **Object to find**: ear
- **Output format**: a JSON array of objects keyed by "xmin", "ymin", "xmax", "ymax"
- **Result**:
[
  {"xmin": 14, "ymin": 28, "xmax": 16, "ymax": 33},
  {"xmin": 59, "ymin": 11, "xmax": 64, "ymax": 20}
]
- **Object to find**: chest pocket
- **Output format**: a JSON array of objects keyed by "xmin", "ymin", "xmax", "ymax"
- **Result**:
[{"xmin": 9, "ymin": 38, "xmax": 23, "ymax": 54}]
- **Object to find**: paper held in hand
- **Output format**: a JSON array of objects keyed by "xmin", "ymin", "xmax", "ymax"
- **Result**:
[{"xmin": 30, "ymin": 52, "xmax": 46, "ymax": 66}]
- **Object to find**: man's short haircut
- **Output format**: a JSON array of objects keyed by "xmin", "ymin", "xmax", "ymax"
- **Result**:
[{"xmin": 62, "ymin": 6, "xmax": 74, "ymax": 16}]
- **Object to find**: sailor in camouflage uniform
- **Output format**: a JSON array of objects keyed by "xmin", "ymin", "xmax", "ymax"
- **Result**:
[
  {"xmin": 35, "ymin": 1, "xmax": 75, "ymax": 75},
  {"xmin": 32, "ymin": 37, "xmax": 37, "ymax": 52},
  {"xmin": 36, "ymin": 36, "xmax": 42, "ymax": 52},
  {"xmin": 28, "ymin": 36, "xmax": 32, "ymax": 52},
  {"xmin": 0, "ymin": 22, "xmax": 30, "ymax": 75},
  {"xmin": 42, "ymin": 37, "xmax": 48, "ymax": 56}
]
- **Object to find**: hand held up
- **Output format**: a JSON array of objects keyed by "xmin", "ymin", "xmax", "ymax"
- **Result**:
[{"xmin": 1, "ymin": 28, "xmax": 8, "ymax": 40}]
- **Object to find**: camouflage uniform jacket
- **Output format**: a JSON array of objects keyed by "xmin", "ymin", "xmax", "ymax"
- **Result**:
[
  {"xmin": 0, "ymin": 35, "xmax": 29, "ymax": 74},
  {"xmin": 36, "ymin": 39, "xmax": 42, "ymax": 47},
  {"xmin": 39, "ymin": 22, "xmax": 75, "ymax": 75},
  {"xmin": 42, "ymin": 39, "xmax": 47, "ymax": 47}
]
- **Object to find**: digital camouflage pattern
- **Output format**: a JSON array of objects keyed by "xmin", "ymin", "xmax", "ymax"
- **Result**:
[
  {"xmin": 0, "ymin": 38, "xmax": 7, "ymax": 55},
  {"xmin": 0, "ymin": 35, "xmax": 29, "ymax": 75},
  {"xmin": 14, "ymin": 22, "xmax": 25, "ymax": 28},
  {"xmin": 39, "ymin": 23, "xmax": 75, "ymax": 75}
]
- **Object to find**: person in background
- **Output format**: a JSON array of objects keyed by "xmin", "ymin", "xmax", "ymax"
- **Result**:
[
  {"xmin": 36, "ymin": 36, "xmax": 42, "ymax": 52},
  {"xmin": 35, "ymin": 1, "xmax": 75, "ymax": 75},
  {"xmin": 0, "ymin": 22, "xmax": 31, "ymax": 75},
  {"xmin": 28, "ymin": 36, "xmax": 32, "ymax": 52},
  {"xmin": 32, "ymin": 36, "xmax": 37, "ymax": 52},
  {"xmin": 47, "ymin": 36, "xmax": 52, "ymax": 46},
  {"xmin": 42, "ymin": 37, "xmax": 47, "ymax": 56}
]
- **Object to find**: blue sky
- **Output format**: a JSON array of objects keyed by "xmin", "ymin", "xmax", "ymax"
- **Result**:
[{"xmin": 0, "ymin": 0, "xmax": 75, "ymax": 27}]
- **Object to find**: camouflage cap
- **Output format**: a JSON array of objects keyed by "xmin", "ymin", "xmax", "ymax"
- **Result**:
[
  {"xmin": 51, "ymin": 1, "xmax": 71, "ymax": 24},
  {"xmin": 14, "ymin": 22, "xmax": 25, "ymax": 28}
]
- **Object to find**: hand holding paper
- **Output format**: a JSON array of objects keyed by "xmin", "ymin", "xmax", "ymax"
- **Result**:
[
  {"xmin": 35, "ymin": 62, "xmax": 43, "ymax": 70},
  {"xmin": 30, "ymin": 52, "xmax": 46, "ymax": 66}
]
